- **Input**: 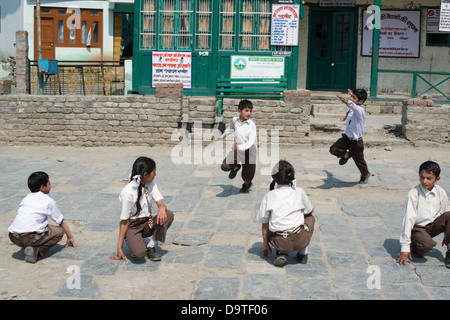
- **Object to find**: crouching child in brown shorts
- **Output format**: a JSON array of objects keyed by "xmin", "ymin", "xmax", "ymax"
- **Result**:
[{"xmin": 255, "ymin": 160, "xmax": 315, "ymax": 267}]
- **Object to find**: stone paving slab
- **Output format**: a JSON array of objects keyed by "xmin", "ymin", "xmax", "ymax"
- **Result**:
[{"xmin": 0, "ymin": 143, "xmax": 449, "ymax": 301}]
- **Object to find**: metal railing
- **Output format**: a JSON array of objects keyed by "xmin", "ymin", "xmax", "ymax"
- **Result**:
[
  {"xmin": 30, "ymin": 60, "xmax": 125, "ymax": 96},
  {"xmin": 377, "ymin": 69, "xmax": 450, "ymax": 101}
]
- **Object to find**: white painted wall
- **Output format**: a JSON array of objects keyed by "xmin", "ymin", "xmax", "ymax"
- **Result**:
[
  {"xmin": 23, "ymin": 0, "xmax": 114, "ymax": 61},
  {"xmin": 0, "ymin": 0, "xmax": 25, "ymax": 60}
]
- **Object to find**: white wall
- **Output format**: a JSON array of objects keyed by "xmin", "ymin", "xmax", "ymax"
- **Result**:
[
  {"xmin": 0, "ymin": 0, "xmax": 24, "ymax": 60},
  {"xmin": 24, "ymin": 0, "xmax": 114, "ymax": 61}
]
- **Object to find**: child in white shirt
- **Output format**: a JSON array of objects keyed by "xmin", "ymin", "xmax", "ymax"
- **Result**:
[
  {"xmin": 219, "ymin": 99, "xmax": 257, "ymax": 193},
  {"xmin": 398, "ymin": 161, "xmax": 450, "ymax": 268},
  {"xmin": 8, "ymin": 171, "xmax": 79, "ymax": 263},
  {"xmin": 110, "ymin": 157, "xmax": 174, "ymax": 262},
  {"xmin": 256, "ymin": 160, "xmax": 315, "ymax": 267},
  {"xmin": 330, "ymin": 89, "xmax": 370, "ymax": 184}
]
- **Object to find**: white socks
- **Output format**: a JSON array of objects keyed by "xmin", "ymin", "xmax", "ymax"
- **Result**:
[
  {"xmin": 299, "ymin": 246, "xmax": 308, "ymax": 255},
  {"xmin": 147, "ymin": 239, "xmax": 159, "ymax": 248}
]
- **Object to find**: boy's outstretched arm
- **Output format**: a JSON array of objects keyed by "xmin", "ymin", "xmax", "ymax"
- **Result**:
[
  {"xmin": 336, "ymin": 93, "xmax": 347, "ymax": 104},
  {"xmin": 60, "ymin": 220, "xmax": 80, "ymax": 248}
]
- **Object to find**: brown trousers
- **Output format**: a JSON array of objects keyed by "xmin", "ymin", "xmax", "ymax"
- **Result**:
[
  {"xmin": 269, "ymin": 214, "xmax": 315, "ymax": 254},
  {"xmin": 125, "ymin": 210, "xmax": 174, "ymax": 259},
  {"xmin": 9, "ymin": 224, "xmax": 65, "ymax": 257},
  {"xmin": 329, "ymin": 134, "xmax": 369, "ymax": 177},
  {"xmin": 221, "ymin": 145, "xmax": 256, "ymax": 188},
  {"xmin": 411, "ymin": 211, "xmax": 450, "ymax": 256}
]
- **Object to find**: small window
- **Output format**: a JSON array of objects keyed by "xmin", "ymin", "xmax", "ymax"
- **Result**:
[
  {"xmin": 58, "ymin": 20, "xmax": 64, "ymax": 43},
  {"xmin": 93, "ymin": 21, "xmax": 99, "ymax": 44},
  {"xmin": 70, "ymin": 20, "xmax": 76, "ymax": 43},
  {"xmin": 82, "ymin": 21, "xmax": 87, "ymax": 43},
  {"xmin": 426, "ymin": 33, "xmax": 450, "ymax": 46}
]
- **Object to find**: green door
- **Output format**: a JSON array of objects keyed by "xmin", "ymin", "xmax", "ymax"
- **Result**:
[{"xmin": 307, "ymin": 7, "xmax": 357, "ymax": 91}]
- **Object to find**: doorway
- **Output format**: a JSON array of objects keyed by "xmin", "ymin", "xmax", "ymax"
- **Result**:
[
  {"xmin": 35, "ymin": 17, "xmax": 55, "ymax": 60},
  {"xmin": 306, "ymin": 7, "xmax": 357, "ymax": 91}
]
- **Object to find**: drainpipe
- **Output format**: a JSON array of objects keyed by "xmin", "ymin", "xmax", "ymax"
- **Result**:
[{"xmin": 369, "ymin": 0, "xmax": 381, "ymax": 99}]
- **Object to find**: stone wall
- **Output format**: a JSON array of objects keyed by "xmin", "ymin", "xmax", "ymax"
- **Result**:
[
  {"xmin": 402, "ymin": 97, "xmax": 450, "ymax": 146},
  {"xmin": 0, "ymin": 95, "xmax": 182, "ymax": 146},
  {"xmin": 221, "ymin": 90, "xmax": 312, "ymax": 145},
  {"xmin": 0, "ymin": 90, "xmax": 312, "ymax": 147}
]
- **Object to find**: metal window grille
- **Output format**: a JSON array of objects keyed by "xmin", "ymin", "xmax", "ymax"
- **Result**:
[
  {"xmin": 239, "ymin": 0, "xmax": 271, "ymax": 51},
  {"xmin": 219, "ymin": 0, "xmax": 236, "ymax": 50},
  {"xmin": 140, "ymin": 0, "xmax": 156, "ymax": 49},
  {"xmin": 195, "ymin": 0, "xmax": 212, "ymax": 50},
  {"xmin": 159, "ymin": 0, "xmax": 192, "ymax": 50}
]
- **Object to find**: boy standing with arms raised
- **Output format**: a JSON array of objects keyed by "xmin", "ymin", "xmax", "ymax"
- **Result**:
[
  {"xmin": 218, "ymin": 99, "xmax": 257, "ymax": 193},
  {"xmin": 398, "ymin": 161, "xmax": 450, "ymax": 268},
  {"xmin": 330, "ymin": 89, "xmax": 370, "ymax": 184}
]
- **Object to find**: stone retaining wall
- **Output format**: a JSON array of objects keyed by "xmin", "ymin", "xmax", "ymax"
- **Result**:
[
  {"xmin": 221, "ymin": 90, "xmax": 312, "ymax": 145},
  {"xmin": 0, "ymin": 90, "xmax": 312, "ymax": 147},
  {"xmin": 0, "ymin": 95, "xmax": 182, "ymax": 146},
  {"xmin": 402, "ymin": 97, "xmax": 450, "ymax": 146}
]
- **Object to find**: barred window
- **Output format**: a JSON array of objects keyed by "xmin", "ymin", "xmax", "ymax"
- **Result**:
[
  {"xmin": 159, "ymin": 0, "xmax": 192, "ymax": 50},
  {"xmin": 195, "ymin": 0, "xmax": 212, "ymax": 49},
  {"xmin": 140, "ymin": 0, "xmax": 274, "ymax": 52},
  {"xmin": 239, "ymin": 0, "xmax": 271, "ymax": 51},
  {"xmin": 140, "ymin": 0, "xmax": 156, "ymax": 49},
  {"xmin": 220, "ymin": 0, "xmax": 236, "ymax": 50}
]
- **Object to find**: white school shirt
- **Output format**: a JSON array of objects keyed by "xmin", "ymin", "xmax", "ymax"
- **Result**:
[
  {"xmin": 344, "ymin": 101, "xmax": 365, "ymax": 140},
  {"xmin": 255, "ymin": 185, "xmax": 313, "ymax": 232},
  {"xmin": 400, "ymin": 184, "xmax": 450, "ymax": 252},
  {"xmin": 221, "ymin": 116, "xmax": 256, "ymax": 151},
  {"xmin": 8, "ymin": 192, "xmax": 64, "ymax": 234},
  {"xmin": 119, "ymin": 180, "xmax": 163, "ymax": 220}
]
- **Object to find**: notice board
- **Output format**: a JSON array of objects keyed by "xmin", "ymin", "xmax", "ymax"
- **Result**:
[{"xmin": 362, "ymin": 10, "xmax": 421, "ymax": 58}]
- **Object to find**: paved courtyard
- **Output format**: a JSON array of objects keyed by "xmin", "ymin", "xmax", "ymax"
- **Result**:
[{"xmin": 0, "ymin": 142, "xmax": 449, "ymax": 300}]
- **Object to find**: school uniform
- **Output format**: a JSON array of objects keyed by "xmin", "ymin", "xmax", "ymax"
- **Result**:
[
  {"xmin": 400, "ymin": 184, "xmax": 450, "ymax": 256},
  {"xmin": 220, "ymin": 116, "xmax": 257, "ymax": 188},
  {"xmin": 120, "ymin": 179, "xmax": 174, "ymax": 259},
  {"xmin": 329, "ymin": 100, "xmax": 369, "ymax": 178},
  {"xmin": 256, "ymin": 185, "xmax": 315, "ymax": 254},
  {"xmin": 8, "ymin": 192, "xmax": 65, "ymax": 257}
]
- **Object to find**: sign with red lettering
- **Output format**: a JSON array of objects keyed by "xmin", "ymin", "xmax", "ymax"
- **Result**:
[
  {"xmin": 152, "ymin": 51, "xmax": 192, "ymax": 88},
  {"xmin": 362, "ymin": 10, "xmax": 421, "ymax": 58},
  {"xmin": 271, "ymin": 5, "xmax": 299, "ymax": 46}
]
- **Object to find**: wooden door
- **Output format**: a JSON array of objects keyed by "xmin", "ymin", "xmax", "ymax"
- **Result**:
[{"xmin": 35, "ymin": 17, "xmax": 55, "ymax": 59}]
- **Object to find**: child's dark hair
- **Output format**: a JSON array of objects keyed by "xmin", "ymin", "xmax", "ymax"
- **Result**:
[
  {"xmin": 238, "ymin": 99, "xmax": 253, "ymax": 111},
  {"xmin": 419, "ymin": 161, "xmax": 440, "ymax": 178},
  {"xmin": 353, "ymin": 89, "xmax": 367, "ymax": 104},
  {"xmin": 28, "ymin": 171, "xmax": 49, "ymax": 193},
  {"xmin": 131, "ymin": 156, "xmax": 156, "ymax": 216},
  {"xmin": 269, "ymin": 160, "xmax": 295, "ymax": 191}
]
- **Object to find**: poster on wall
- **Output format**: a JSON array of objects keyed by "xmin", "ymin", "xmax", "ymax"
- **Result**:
[
  {"xmin": 427, "ymin": 8, "xmax": 450, "ymax": 33},
  {"xmin": 439, "ymin": 0, "xmax": 450, "ymax": 32},
  {"xmin": 152, "ymin": 51, "xmax": 192, "ymax": 89},
  {"xmin": 362, "ymin": 10, "xmax": 421, "ymax": 58},
  {"xmin": 230, "ymin": 56, "xmax": 285, "ymax": 79},
  {"xmin": 271, "ymin": 4, "xmax": 299, "ymax": 46}
]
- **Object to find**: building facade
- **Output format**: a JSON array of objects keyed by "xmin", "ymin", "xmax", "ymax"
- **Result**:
[{"xmin": 132, "ymin": 0, "xmax": 450, "ymax": 98}]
